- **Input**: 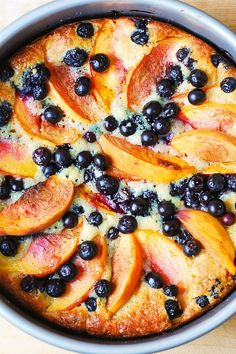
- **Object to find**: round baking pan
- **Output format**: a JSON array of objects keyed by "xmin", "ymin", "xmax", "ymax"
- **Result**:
[{"xmin": 0, "ymin": 1, "xmax": 235, "ymax": 353}]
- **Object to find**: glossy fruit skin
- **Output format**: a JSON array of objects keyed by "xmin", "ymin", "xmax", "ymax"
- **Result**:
[
  {"xmin": 32, "ymin": 147, "xmax": 52, "ymax": 166},
  {"xmin": 141, "ymin": 130, "xmax": 158, "ymax": 146},
  {"xmin": 21, "ymin": 64, "xmax": 50, "ymax": 99},
  {"xmin": 88, "ymin": 211, "xmax": 103, "ymax": 226},
  {"xmin": 165, "ymin": 299, "xmax": 183, "ymax": 320},
  {"xmin": 162, "ymin": 102, "xmax": 179, "ymax": 119},
  {"xmin": 162, "ymin": 219, "xmax": 180, "ymax": 236},
  {"xmin": 183, "ymin": 191, "xmax": 200, "ymax": 209},
  {"xmin": 211, "ymin": 53, "xmax": 227, "ymax": 67},
  {"xmin": 0, "ymin": 181, "xmax": 10, "ymax": 200},
  {"xmin": 175, "ymin": 229, "xmax": 192, "ymax": 245},
  {"xmin": 54, "ymin": 148, "xmax": 72, "ymax": 168},
  {"xmin": 158, "ymin": 200, "xmax": 175, "ymax": 218},
  {"xmin": 74, "ymin": 76, "xmax": 91, "ymax": 96},
  {"xmin": 156, "ymin": 79, "xmax": 175, "ymax": 98},
  {"xmin": 62, "ymin": 211, "xmax": 78, "ymax": 229},
  {"xmin": 106, "ymin": 227, "xmax": 119, "ymax": 240},
  {"xmin": 227, "ymin": 174, "xmax": 236, "ymax": 192},
  {"xmin": 119, "ymin": 119, "xmax": 137, "ymax": 137},
  {"xmin": 0, "ymin": 101, "xmax": 12, "ymax": 127},
  {"xmin": 63, "ymin": 48, "xmax": 88, "ymax": 67},
  {"xmin": 196, "ymin": 295, "xmax": 210, "ymax": 308},
  {"xmin": 93, "ymin": 154, "xmax": 108, "ymax": 171},
  {"xmin": 176, "ymin": 47, "xmax": 189, "ymax": 62},
  {"xmin": 0, "ymin": 62, "xmax": 14, "ymax": 82},
  {"xmin": 58, "ymin": 262, "xmax": 77, "ymax": 282},
  {"xmin": 199, "ymin": 190, "xmax": 212, "ymax": 206},
  {"xmin": 32, "ymin": 84, "xmax": 47, "ymax": 101},
  {"xmin": 208, "ymin": 199, "xmax": 226, "ymax": 217},
  {"xmin": 77, "ymin": 22, "xmax": 94, "ymax": 38},
  {"xmin": 221, "ymin": 212, "xmax": 236, "ymax": 226},
  {"xmin": 43, "ymin": 105, "xmax": 63, "ymax": 124},
  {"xmin": 118, "ymin": 215, "xmax": 138, "ymax": 233},
  {"xmin": 85, "ymin": 297, "xmax": 97, "ymax": 312},
  {"xmin": 130, "ymin": 197, "xmax": 148, "ymax": 216},
  {"xmin": 131, "ymin": 30, "xmax": 149, "ymax": 45},
  {"xmin": 94, "ymin": 279, "xmax": 112, "ymax": 297},
  {"xmin": 188, "ymin": 89, "xmax": 206, "ymax": 105},
  {"xmin": 188, "ymin": 69, "xmax": 208, "ymax": 88},
  {"xmin": 75, "ymin": 151, "xmax": 92, "ymax": 169},
  {"xmin": 164, "ymin": 285, "xmax": 178, "ymax": 297},
  {"xmin": 78, "ymin": 241, "xmax": 98, "ymax": 260},
  {"xmin": 96, "ymin": 175, "xmax": 119, "ymax": 196},
  {"xmin": 46, "ymin": 279, "xmax": 66, "ymax": 297},
  {"xmin": 20, "ymin": 275, "xmax": 37, "ymax": 293},
  {"xmin": 0, "ymin": 237, "xmax": 18, "ymax": 257},
  {"xmin": 153, "ymin": 117, "xmax": 171, "ymax": 135},
  {"xmin": 90, "ymin": 53, "xmax": 110, "ymax": 72},
  {"xmin": 145, "ymin": 271, "xmax": 163, "ymax": 289},
  {"xmin": 10, "ymin": 178, "xmax": 24, "ymax": 192},
  {"xmin": 207, "ymin": 174, "xmax": 226, "ymax": 193},
  {"xmin": 188, "ymin": 174, "xmax": 205, "ymax": 192},
  {"xmin": 42, "ymin": 163, "xmax": 58, "ymax": 177},
  {"xmin": 142, "ymin": 100, "xmax": 162, "ymax": 120},
  {"xmin": 104, "ymin": 115, "xmax": 118, "ymax": 132},
  {"xmin": 83, "ymin": 131, "xmax": 96, "ymax": 143},
  {"xmin": 183, "ymin": 240, "xmax": 201, "ymax": 257},
  {"xmin": 220, "ymin": 77, "xmax": 236, "ymax": 93},
  {"xmin": 84, "ymin": 169, "xmax": 95, "ymax": 183},
  {"xmin": 167, "ymin": 65, "xmax": 183, "ymax": 84}
]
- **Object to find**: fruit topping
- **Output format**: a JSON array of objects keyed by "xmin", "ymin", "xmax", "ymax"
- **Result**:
[
  {"xmin": 176, "ymin": 47, "xmax": 189, "ymax": 62},
  {"xmin": 0, "ymin": 237, "xmax": 18, "ymax": 257},
  {"xmin": 74, "ymin": 76, "xmax": 91, "ymax": 96},
  {"xmin": 152, "ymin": 117, "xmax": 171, "ymax": 135},
  {"xmin": 90, "ymin": 53, "xmax": 110, "ymax": 72},
  {"xmin": 207, "ymin": 173, "xmax": 226, "ymax": 193},
  {"xmin": 63, "ymin": 48, "xmax": 88, "ymax": 67},
  {"xmin": 220, "ymin": 77, "xmax": 236, "ymax": 93},
  {"xmin": 143, "ymin": 100, "xmax": 162, "ymax": 121},
  {"xmin": 182, "ymin": 240, "xmax": 201, "ymax": 257},
  {"xmin": 54, "ymin": 147, "xmax": 72, "ymax": 168},
  {"xmin": 33, "ymin": 147, "xmax": 52, "ymax": 166},
  {"xmin": 46, "ymin": 279, "xmax": 66, "ymax": 298},
  {"xmin": 106, "ymin": 227, "xmax": 120, "ymax": 240},
  {"xmin": 158, "ymin": 200, "xmax": 175, "ymax": 218},
  {"xmin": 119, "ymin": 119, "xmax": 137, "ymax": 137},
  {"xmin": 145, "ymin": 271, "xmax": 163, "ymax": 289},
  {"xmin": 188, "ymin": 69, "xmax": 208, "ymax": 88},
  {"xmin": 221, "ymin": 212, "xmax": 236, "ymax": 226},
  {"xmin": 118, "ymin": 215, "xmax": 138, "ymax": 234},
  {"xmin": 78, "ymin": 241, "xmax": 98, "ymax": 260},
  {"xmin": 95, "ymin": 279, "xmax": 112, "ymax": 297},
  {"xmin": 162, "ymin": 219, "xmax": 180, "ymax": 237},
  {"xmin": 58, "ymin": 262, "xmax": 78, "ymax": 282},
  {"xmin": 0, "ymin": 101, "xmax": 12, "ymax": 126},
  {"xmin": 188, "ymin": 88, "xmax": 206, "ymax": 105},
  {"xmin": 104, "ymin": 115, "xmax": 118, "ymax": 132},
  {"xmin": 77, "ymin": 22, "xmax": 94, "ymax": 38},
  {"xmin": 20, "ymin": 275, "xmax": 37, "ymax": 293},
  {"xmin": 156, "ymin": 78, "xmax": 175, "ymax": 98},
  {"xmin": 196, "ymin": 295, "xmax": 209, "ymax": 308},
  {"xmin": 83, "ymin": 131, "xmax": 96, "ymax": 143},
  {"xmin": 62, "ymin": 211, "xmax": 79, "ymax": 229},
  {"xmin": 165, "ymin": 299, "xmax": 183, "ymax": 320},
  {"xmin": 85, "ymin": 297, "xmax": 97, "ymax": 311},
  {"xmin": 87, "ymin": 211, "xmax": 103, "ymax": 226},
  {"xmin": 0, "ymin": 62, "xmax": 14, "ymax": 82},
  {"xmin": 96, "ymin": 175, "xmax": 119, "ymax": 196},
  {"xmin": 130, "ymin": 197, "xmax": 148, "ymax": 216},
  {"xmin": 93, "ymin": 153, "xmax": 109, "ymax": 171},
  {"xmin": 162, "ymin": 102, "xmax": 179, "ymax": 119},
  {"xmin": 43, "ymin": 105, "xmax": 63, "ymax": 124},
  {"xmin": 208, "ymin": 199, "xmax": 226, "ymax": 217},
  {"xmin": 164, "ymin": 285, "xmax": 178, "ymax": 297},
  {"xmin": 75, "ymin": 151, "xmax": 92, "ymax": 169}
]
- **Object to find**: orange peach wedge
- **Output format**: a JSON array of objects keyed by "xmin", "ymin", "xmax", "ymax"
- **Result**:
[
  {"xmin": 202, "ymin": 162, "xmax": 236, "ymax": 174},
  {"xmin": 0, "ymin": 176, "xmax": 74, "ymax": 236},
  {"xmin": 100, "ymin": 134, "xmax": 195, "ymax": 183},
  {"xmin": 47, "ymin": 235, "xmax": 107, "ymax": 312},
  {"xmin": 171, "ymin": 129, "xmax": 236, "ymax": 162},
  {"xmin": 107, "ymin": 233, "xmax": 142, "ymax": 315},
  {"xmin": 177, "ymin": 209, "xmax": 236, "ymax": 275}
]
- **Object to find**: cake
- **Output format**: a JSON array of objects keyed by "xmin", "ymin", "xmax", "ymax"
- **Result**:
[{"xmin": 0, "ymin": 16, "xmax": 235, "ymax": 338}]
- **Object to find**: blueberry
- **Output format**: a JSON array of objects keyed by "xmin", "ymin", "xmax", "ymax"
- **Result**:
[
  {"xmin": 211, "ymin": 53, "xmax": 228, "ymax": 68},
  {"xmin": 43, "ymin": 105, "xmax": 63, "ymax": 124},
  {"xmin": 83, "ymin": 131, "xmax": 96, "ymax": 143},
  {"xmin": 199, "ymin": 190, "xmax": 212, "ymax": 206},
  {"xmin": 96, "ymin": 175, "xmax": 119, "ymax": 196},
  {"xmin": 220, "ymin": 77, "xmax": 236, "ymax": 93},
  {"xmin": 10, "ymin": 178, "xmax": 24, "ymax": 192},
  {"xmin": 54, "ymin": 148, "xmax": 72, "ymax": 167},
  {"xmin": 167, "ymin": 65, "xmax": 183, "ymax": 84},
  {"xmin": 170, "ymin": 180, "xmax": 188, "ymax": 197},
  {"xmin": 208, "ymin": 199, "xmax": 226, "ymax": 217},
  {"xmin": 94, "ymin": 279, "xmax": 112, "ymax": 297},
  {"xmin": 90, "ymin": 53, "xmax": 110, "ymax": 72},
  {"xmin": 62, "ymin": 211, "xmax": 78, "ymax": 228},
  {"xmin": 32, "ymin": 147, "xmax": 51, "ymax": 166},
  {"xmin": 156, "ymin": 79, "xmax": 175, "ymax": 98},
  {"xmin": 183, "ymin": 239, "xmax": 201, "ymax": 257},
  {"xmin": 145, "ymin": 271, "xmax": 163, "ymax": 289},
  {"xmin": 142, "ymin": 100, "xmax": 162, "ymax": 121},
  {"xmin": 133, "ymin": 18, "xmax": 148, "ymax": 29},
  {"xmin": 63, "ymin": 48, "xmax": 88, "ymax": 67},
  {"xmin": 162, "ymin": 102, "xmax": 179, "ymax": 119},
  {"xmin": 118, "ymin": 215, "xmax": 138, "ymax": 233},
  {"xmin": 188, "ymin": 88, "xmax": 206, "ymax": 105},
  {"xmin": 0, "ymin": 101, "xmax": 12, "ymax": 127},
  {"xmin": 130, "ymin": 197, "xmax": 148, "ymax": 216},
  {"xmin": 74, "ymin": 76, "xmax": 91, "ymax": 96},
  {"xmin": 207, "ymin": 173, "xmax": 226, "ymax": 193},
  {"xmin": 158, "ymin": 200, "xmax": 175, "ymax": 217},
  {"xmin": 104, "ymin": 115, "xmax": 118, "ymax": 132},
  {"xmin": 42, "ymin": 163, "xmax": 58, "ymax": 177},
  {"xmin": 93, "ymin": 153, "xmax": 108, "ymax": 171},
  {"xmin": 196, "ymin": 295, "xmax": 209, "ymax": 308},
  {"xmin": 119, "ymin": 119, "xmax": 137, "ymax": 136},
  {"xmin": 221, "ymin": 212, "xmax": 236, "ymax": 226},
  {"xmin": 72, "ymin": 205, "xmax": 85, "ymax": 215},
  {"xmin": 85, "ymin": 297, "xmax": 97, "ymax": 312},
  {"xmin": 176, "ymin": 47, "xmax": 189, "ymax": 62},
  {"xmin": 188, "ymin": 174, "xmax": 205, "ymax": 192},
  {"xmin": 175, "ymin": 229, "xmax": 192, "ymax": 245},
  {"xmin": 32, "ymin": 84, "xmax": 47, "ymax": 100},
  {"xmin": 0, "ymin": 62, "xmax": 14, "ymax": 82},
  {"xmin": 183, "ymin": 191, "xmax": 199, "ymax": 209},
  {"xmin": 75, "ymin": 151, "xmax": 92, "ymax": 169},
  {"xmin": 84, "ymin": 169, "xmax": 95, "ymax": 183},
  {"xmin": 165, "ymin": 299, "xmax": 183, "ymax": 320},
  {"xmin": 185, "ymin": 57, "xmax": 197, "ymax": 70},
  {"xmin": 131, "ymin": 30, "xmax": 149, "ymax": 45},
  {"xmin": 106, "ymin": 227, "xmax": 119, "ymax": 240},
  {"xmin": 0, "ymin": 181, "xmax": 10, "ymax": 200},
  {"xmin": 188, "ymin": 69, "xmax": 208, "ymax": 88},
  {"xmin": 46, "ymin": 279, "xmax": 66, "ymax": 297},
  {"xmin": 77, "ymin": 22, "xmax": 94, "ymax": 38},
  {"xmin": 162, "ymin": 219, "xmax": 180, "ymax": 236},
  {"xmin": 164, "ymin": 285, "xmax": 178, "ymax": 297},
  {"xmin": 141, "ymin": 130, "xmax": 158, "ymax": 146},
  {"xmin": 20, "ymin": 275, "xmax": 37, "ymax": 293},
  {"xmin": 78, "ymin": 241, "xmax": 98, "ymax": 260},
  {"xmin": 153, "ymin": 117, "xmax": 171, "ymax": 135},
  {"xmin": 58, "ymin": 262, "xmax": 77, "ymax": 282},
  {"xmin": 0, "ymin": 237, "xmax": 18, "ymax": 257},
  {"xmin": 227, "ymin": 174, "xmax": 236, "ymax": 191},
  {"xmin": 88, "ymin": 211, "xmax": 103, "ymax": 226}
]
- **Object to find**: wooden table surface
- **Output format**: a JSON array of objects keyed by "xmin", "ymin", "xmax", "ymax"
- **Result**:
[{"xmin": 0, "ymin": 1, "xmax": 235, "ymax": 353}]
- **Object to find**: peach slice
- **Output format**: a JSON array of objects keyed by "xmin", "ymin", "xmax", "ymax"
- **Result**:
[
  {"xmin": 0, "ymin": 140, "xmax": 37, "ymax": 178},
  {"xmin": 107, "ymin": 233, "xmax": 142, "ymax": 315},
  {"xmin": 47, "ymin": 234, "xmax": 107, "ymax": 312},
  {"xmin": 135, "ymin": 229, "xmax": 191, "ymax": 306},
  {"xmin": 3, "ymin": 223, "xmax": 81, "ymax": 277},
  {"xmin": 171, "ymin": 129, "xmax": 236, "ymax": 162},
  {"xmin": 100, "ymin": 134, "xmax": 195, "ymax": 183},
  {"xmin": 15, "ymin": 96, "xmax": 80, "ymax": 145},
  {"xmin": 177, "ymin": 209, "xmax": 236, "ymax": 275},
  {"xmin": 202, "ymin": 162, "xmax": 236, "ymax": 174},
  {"xmin": 0, "ymin": 176, "xmax": 74, "ymax": 236}
]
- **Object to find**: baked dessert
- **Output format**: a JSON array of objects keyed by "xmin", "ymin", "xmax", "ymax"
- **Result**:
[{"xmin": 0, "ymin": 16, "xmax": 235, "ymax": 338}]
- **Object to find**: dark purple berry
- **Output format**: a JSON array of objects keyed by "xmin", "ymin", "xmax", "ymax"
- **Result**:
[
  {"xmin": 78, "ymin": 241, "xmax": 98, "ymax": 260},
  {"xmin": 62, "ymin": 211, "xmax": 78, "ymax": 229},
  {"xmin": 156, "ymin": 79, "xmax": 175, "ymax": 97},
  {"xmin": 176, "ymin": 47, "xmax": 189, "ymax": 62},
  {"xmin": 188, "ymin": 89, "xmax": 206, "ymax": 105},
  {"xmin": 32, "ymin": 147, "xmax": 52, "ymax": 166},
  {"xmin": 85, "ymin": 297, "xmax": 97, "ymax": 311},
  {"xmin": 75, "ymin": 76, "xmax": 91, "ymax": 96},
  {"xmin": 220, "ymin": 77, "xmax": 236, "ymax": 93},
  {"xmin": 77, "ymin": 22, "xmax": 94, "ymax": 38},
  {"xmin": 88, "ymin": 211, "xmax": 103, "ymax": 226},
  {"xmin": 188, "ymin": 69, "xmax": 208, "ymax": 88},
  {"xmin": 183, "ymin": 240, "xmax": 201, "ymax": 257},
  {"xmin": 145, "ymin": 271, "xmax": 163, "ymax": 289},
  {"xmin": 83, "ymin": 131, "xmax": 96, "ymax": 143},
  {"xmin": 208, "ymin": 199, "xmax": 226, "ymax": 217},
  {"xmin": 141, "ymin": 130, "xmax": 158, "ymax": 146},
  {"xmin": 104, "ymin": 115, "xmax": 118, "ymax": 131},
  {"xmin": 165, "ymin": 299, "xmax": 183, "ymax": 320},
  {"xmin": 106, "ymin": 227, "xmax": 119, "ymax": 240},
  {"xmin": 46, "ymin": 279, "xmax": 66, "ymax": 297},
  {"xmin": 63, "ymin": 48, "xmax": 88, "ymax": 67},
  {"xmin": 94, "ymin": 279, "xmax": 112, "ymax": 297},
  {"xmin": 196, "ymin": 295, "xmax": 209, "ymax": 308},
  {"xmin": 90, "ymin": 54, "xmax": 110, "ymax": 72},
  {"xmin": 58, "ymin": 262, "xmax": 77, "ymax": 282},
  {"xmin": 118, "ymin": 215, "xmax": 138, "ymax": 233}
]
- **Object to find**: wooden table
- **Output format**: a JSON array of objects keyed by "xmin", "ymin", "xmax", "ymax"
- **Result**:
[{"xmin": 0, "ymin": 1, "xmax": 235, "ymax": 353}]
